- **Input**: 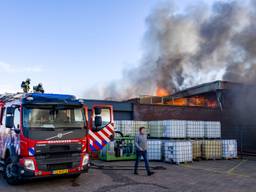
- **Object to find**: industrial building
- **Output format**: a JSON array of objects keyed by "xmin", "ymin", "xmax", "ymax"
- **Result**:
[{"xmin": 85, "ymin": 80, "xmax": 256, "ymax": 155}]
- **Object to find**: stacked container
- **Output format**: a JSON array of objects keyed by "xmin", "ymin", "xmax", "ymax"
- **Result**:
[
  {"xmin": 164, "ymin": 140, "xmax": 192, "ymax": 164},
  {"xmin": 120, "ymin": 120, "xmax": 134, "ymax": 136},
  {"xmin": 202, "ymin": 140, "xmax": 222, "ymax": 160},
  {"xmin": 163, "ymin": 120, "xmax": 186, "ymax": 138},
  {"xmin": 205, "ymin": 121, "xmax": 221, "ymax": 138},
  {"xmin": 222, "ymin": 140, "xmax": 237, "ymax": 159},
  {"xmin": 115, "ymin": 120, "xmax": 149, "ymax": 137},
  {"xmin": 114, "ymin": 121, "xmax": 122, "ymax": 132},
  {"xmin": 149, "ymin": 121, "xmax": 164, "ymax": 138},
  {"xmin": 147, "ymin": 140, "xmax": 162, "ymax": 161},
  {"xmin": 186, "ymin": 121, "xmax": 205, "ymax": 138},
  {"xmin": 191, "ymin": 140, "xmax": 203, "ymax": 160},
  {"xmin": 112, "ymin": 120, "xmax": 239, "ymax": 164}
]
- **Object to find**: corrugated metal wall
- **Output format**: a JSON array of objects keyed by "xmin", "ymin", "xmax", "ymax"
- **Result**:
[{"xmin": 221, "ymin": 88, "xmax": 256, "ymax": 155}]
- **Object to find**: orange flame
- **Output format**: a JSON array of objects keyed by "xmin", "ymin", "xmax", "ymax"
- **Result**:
[
  {"xmin": 165, "ymin": 96, "xmax": 218, "ymax": 108},
  {"xmin": 156, "ymin": 87, "xmax": 169, "ymax": 96}
]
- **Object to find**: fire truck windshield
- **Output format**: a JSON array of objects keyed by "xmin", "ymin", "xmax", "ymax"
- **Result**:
[{"xmin": 22, "ymin": 105, "xmax": 86, "ymax": 130}]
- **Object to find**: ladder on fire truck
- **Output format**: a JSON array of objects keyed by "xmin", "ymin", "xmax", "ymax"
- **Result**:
[{"xmin": 0, "ymin": 93, "xmax": 24, "ymax": 103}]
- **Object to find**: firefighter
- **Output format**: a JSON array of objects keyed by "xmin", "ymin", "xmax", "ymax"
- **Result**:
[
  {"xmin": 134, "ymin": 127, "xmax": 154, "ymax": 176},
  {"xmin": 21, "ymin": 78, "xmax": 31, "ymax": 93}
]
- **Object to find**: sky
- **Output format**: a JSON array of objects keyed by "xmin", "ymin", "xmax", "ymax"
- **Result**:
[{"xmin": 0, "ymin": 0, "xmax": 216, "ymax": 98}]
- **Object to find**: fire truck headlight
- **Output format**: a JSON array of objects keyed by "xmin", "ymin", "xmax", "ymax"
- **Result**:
[
  {"xmin": 82, "ymin": 154, "xmax": 89, "ymax": 166},
  {"xmin": 24, "ymin": 159, "xmax": 35, "ymax": 171}
]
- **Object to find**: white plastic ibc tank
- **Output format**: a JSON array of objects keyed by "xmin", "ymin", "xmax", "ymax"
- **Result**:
[
  {"xmin": 121, "ymin": 120, "xmax": 135, "ymax": 136},
  {"xmin": 163, "ymin": 120, "xmax": 186, "ymax": 138},
  {"xmin": 114, "ymin": 121, "xmax": 122, "ymax": 132},
  {"xmin": 147, "ymin": 140, "xmax": 162, "ymax": 161},
  {"xmin": 186, "ymin": 121, "xmax": 205, "ymax": 138},
  {"xmin": 222, "ymin": 140, "xmax": 237, "ymax": 159},
  {"xmin": 205, "ymin": 121, "xmax": 221, "ymax": 138},
  {"xmin": 149, "ymin": 121, "xmax": 164, "ymax": 138},
  {"xmin": 164, "ymin": 141, "xmax": 192, "ymax": 164}
]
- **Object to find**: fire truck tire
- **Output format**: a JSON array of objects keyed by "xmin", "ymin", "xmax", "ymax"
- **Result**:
[{"xmin": 3, "ymin": 157, "xmax": 21, "ymax": 185}]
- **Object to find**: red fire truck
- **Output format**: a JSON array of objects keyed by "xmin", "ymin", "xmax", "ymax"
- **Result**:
[{"xmin": 0, "ymin": 93, "xmax": 114, "ymax": 184}]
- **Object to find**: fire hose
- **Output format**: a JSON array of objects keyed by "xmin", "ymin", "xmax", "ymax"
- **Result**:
[{"xmin": 90, "ymin": 162, "xmax": 166, "ymax": 171}]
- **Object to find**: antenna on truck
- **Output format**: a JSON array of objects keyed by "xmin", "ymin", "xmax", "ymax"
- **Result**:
[{"xmin": 0, "ymin": 93, "xmax": 24, "ymax": 102}]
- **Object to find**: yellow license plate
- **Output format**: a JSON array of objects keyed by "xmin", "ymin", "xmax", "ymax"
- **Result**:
[{"xmin": 53, "ymin": 169, "xmax": 69, "ymax": 175}]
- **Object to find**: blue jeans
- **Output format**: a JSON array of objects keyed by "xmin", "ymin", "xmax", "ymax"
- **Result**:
[{"xmin": 134, "ymin": 150, "xmax": 150, "ymax": 174}]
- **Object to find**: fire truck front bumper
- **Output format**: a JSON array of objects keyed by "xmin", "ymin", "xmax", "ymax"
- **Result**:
[
  {"xmin": 18, "ymin": 155, "xmax": 90, "ymax": 179},
  {"xmin": 19, "ymin": 164, "xmax": 90, "ymax": 178}
]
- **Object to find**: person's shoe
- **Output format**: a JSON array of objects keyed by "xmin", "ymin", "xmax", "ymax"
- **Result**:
[
  {"xmin": 147, "ymin": 171, "xmax": 154, "ymax": 176},
  {"xmin": 134, "ymin": 172, "xmax": 138, "ymax": 175}
]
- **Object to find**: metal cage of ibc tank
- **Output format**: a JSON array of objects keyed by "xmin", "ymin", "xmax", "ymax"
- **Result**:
[
  {"xmin": 164, "ymin": 140, "xmax": 193, "ymax": 164},
  {"xmin": 147, "ymin": 140, "xmax": 162, "ymax": 161}
]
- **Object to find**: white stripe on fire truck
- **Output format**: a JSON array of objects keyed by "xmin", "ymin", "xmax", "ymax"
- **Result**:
[
  {"xmin": 89, "ymin": 130, "xmax": 102, "ymax": 144},
  {"xmin": 101, "ymin": 128, "xmax": 110, "ymax": 138},
  {"xmin": 104, "ymin": 126, "xmax": 112, "ymax": 135},
  {"xmin": 108, "ymin": 124, "xmax": 114, "ymax": 130},
  {"xmin": 98, "ymin": 131, "xmax": 110, "ymax": 143}
]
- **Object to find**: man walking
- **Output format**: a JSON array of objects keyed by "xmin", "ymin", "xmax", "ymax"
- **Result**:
[{"xmin": 134, "ymin": 127, "xmax": 154, "ymax": 176}]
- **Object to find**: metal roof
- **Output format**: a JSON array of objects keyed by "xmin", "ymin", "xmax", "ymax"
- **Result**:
[
  {"xmin": 163, "ymin": 80, "xmax": 243, "ymax": 101},
  {"xmin": 83, "ymin": 99, "xmax": 133, "ymax": 112}
]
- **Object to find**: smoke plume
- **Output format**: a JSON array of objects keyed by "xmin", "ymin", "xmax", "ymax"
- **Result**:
[{"xmin": 86, "ymin": 0, "xmax": 256, "ymax": 100}]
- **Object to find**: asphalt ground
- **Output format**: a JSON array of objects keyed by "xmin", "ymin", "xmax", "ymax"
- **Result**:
[{"xmin": 0, "ymin": 159, "xmax": 256, "ymax": 192}]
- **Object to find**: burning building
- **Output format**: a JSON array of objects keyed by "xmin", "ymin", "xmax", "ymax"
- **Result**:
[
  {"xmin": 85, "ymin": 80, "xmax": 256, "ymax": 155},
  {"xmin": 131, "ymin": 81, "xmax": 256, "ymax": 155}
]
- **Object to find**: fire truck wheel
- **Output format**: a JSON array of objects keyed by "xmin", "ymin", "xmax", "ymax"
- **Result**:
[{"xmin": 3, "ymin": 157, "xmax": 21, "ymax": 185}]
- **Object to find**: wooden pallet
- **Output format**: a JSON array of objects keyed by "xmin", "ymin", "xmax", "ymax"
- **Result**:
[
  {"xmin": 165, "ymin": 160, "xmax": 193, "ymax": 165},
  {"xmin": 193, "ymin": 157, "xmax": 202, "ymax": 161},
  {"xmin": 174, "ymin": 161, "xmax": 193, "ymax": 165},
  {"xmin": 202, "ymin": 157, "xmax": 222, "ymax": 161}
]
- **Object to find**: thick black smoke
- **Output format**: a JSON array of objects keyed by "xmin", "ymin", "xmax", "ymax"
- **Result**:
[{"xmin": 85, "ymin": 0, "xmax": 256, "ymax": 100}]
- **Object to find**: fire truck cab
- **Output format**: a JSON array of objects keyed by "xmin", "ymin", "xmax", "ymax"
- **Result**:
[{"xmin": 0, "ymin": 93, "xmax": 114, "ymax": 184}]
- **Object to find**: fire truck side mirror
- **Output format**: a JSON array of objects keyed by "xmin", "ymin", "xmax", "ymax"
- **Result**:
[
  {"xmin": 5, "ymin": 107, "xmax": 15, "ymax": 128},
  {"xmin": 5, "ymin": 115, "xmax": 14, "ymax": 128},
  {"xmin": 14, "ymin": 128, "xmax": 20, "ymax": 134},
  {"xmin": 94, "ymin": 116, "xmax": 103, "ymax": 129}
]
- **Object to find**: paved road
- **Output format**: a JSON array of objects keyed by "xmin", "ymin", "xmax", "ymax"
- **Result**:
[{"xmin": 1, "ymin": 160, "xmax": 256, "ymax": 192}]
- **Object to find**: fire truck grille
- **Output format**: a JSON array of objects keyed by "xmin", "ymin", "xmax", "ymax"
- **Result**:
[
  {"xmin": 35, "ymin": 154, "xmax": 81, "ymax": 171},
  {"xmin": 35, "ymin": 143, "xmax": 82, "ymax": 171},
  {"xmin": 47, "ymin": 163, "xmax": 73, "ymax": 171},
  {"xmin": 35, "ymin": 143, "xmax": 82, "ymax": 154}
]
